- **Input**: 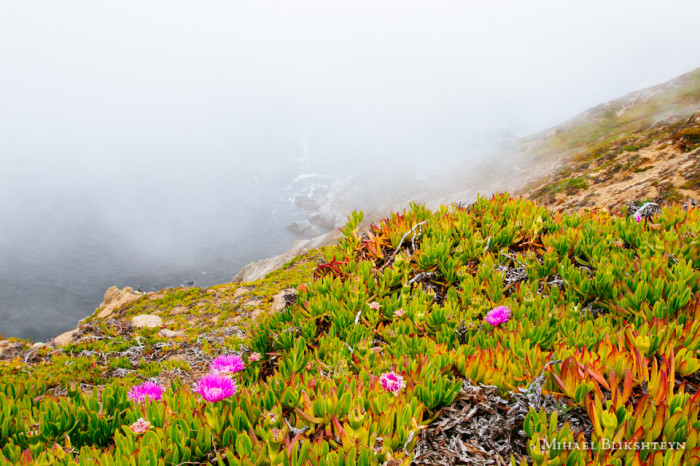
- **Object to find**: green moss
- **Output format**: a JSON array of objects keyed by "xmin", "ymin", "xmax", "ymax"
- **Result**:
[
  {"xmin": 681, "ymin": 172, "xmax": 700, "ymax": 190},
  {"xmin": 563, "ymin": 176, "xmax": 588, "ymax": 192}
]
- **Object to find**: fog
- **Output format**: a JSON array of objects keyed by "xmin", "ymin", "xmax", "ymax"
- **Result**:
[{"xmin": 1, "ymin": 1, "xmax": 699, "ymax": 340}]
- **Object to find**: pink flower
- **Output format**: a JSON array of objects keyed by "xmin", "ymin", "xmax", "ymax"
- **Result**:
[
  {"xmin": 130, "ymin": 418, "xmax": 151, "ymax": 434},
  {"xmin": 379, "ymin": 372, "xmax": 406, "ymax": 395},
  {"xmin": 371, "ymin": 346, "xmax": 383, "ymax": 353},
  {"xmin": 395, "ymin": 309, "xmax": 405, "ymax": 317},
  {"xmin": 127, "ymin": 382, "xmax": 165, "ymax": 403},
  {"xmin": 634, "ymin": 214, "xmax": 642, "ymax": 223},
  {"xmin": 369, "ymin": 301, "xmax": 381, "ymax": 310},
  {"xmin": 209, "ymin": 354, "xmax": 245, "ymax": 375},
  {"xmin": 194, "ymin": 373, "xmax": 238, "ymax": 402},
  {"xmin": 249, "ymin": 352, "xmax": 261, "ymax": 362},
  {"xmin": 485, "ymin": 306, "xmax": 512, "ymax": 326}
]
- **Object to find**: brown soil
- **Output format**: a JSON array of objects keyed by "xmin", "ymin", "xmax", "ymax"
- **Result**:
[{"xmin": 521, "ymin": 114, "xmax": 700, "ymax": 211}]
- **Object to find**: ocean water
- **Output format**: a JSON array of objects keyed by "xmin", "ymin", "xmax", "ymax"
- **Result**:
[{"xmin": 0, "ymin": 155, "xmax": 337, "ymax": 342}]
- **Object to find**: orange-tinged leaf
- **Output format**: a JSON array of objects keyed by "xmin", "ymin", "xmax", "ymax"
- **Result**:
[
  {"xmin": 21, "ymin": 449, "xmax": 31, "ymax": 465},
  {"xmin": 622, "ymin": 369, "xmax": 633, "ymax": 404},
  {"xmin": 651, "ymin": 404, "xmax": 666, "ymax": 440},
  {"xmin": 295, "ymin": 407, "xmax": 323, "ymax": 425},
  {"xmin": 411, "ymin": 417, "xmax": 429, "ymax": 431},
  {"xmin": 686, "ymin": 428, "xmax": 698, "ymax": 450},
  {"xmin": 608, "ymin": 370, "xmax": 618, "ymax": 393},
  {"xmin": 654, "ymin": 372, "xmax": 667, "ymax": 406},
  {"xmin": 560, "ymin": 356, "xmax": 578, "ymax": 384},
  {"xmin": 315, "ymin": 359, "xmax": 332, "ymax": 371},
  {"xmin": 585, "ymin": 395, "xmax": 603, "ymax": 438},
  {"xmin": 332, "ymin": 415, "xmax": 347, "ymax": 439},
  {"xmin": 586, "ymin": 365, "xmax": 609, "ymax": 390},
  {"xmin": 627, "ymin": 426, "xmax": 645, "ymax": 445},
  {"xmin": 630, "ymin": 451, "xmax": 642, "ymax": 466},
  {"xmin": 668, "ymin": 347, "xmax": 676, "ymax": 397},
  {"xmin": 552, "ymin": 373, "xmax": 569, "ymax": 395},
  {"xmin": 635, "ymin": 350, "xmax": 649, "ymax": 383},
  {"xmin": 613, "ymin": 423, "xmax": 626, "ymax": 443},
  {"xmin": 302, "ymin": 390, "xmax": 314, "ymax": 413}
]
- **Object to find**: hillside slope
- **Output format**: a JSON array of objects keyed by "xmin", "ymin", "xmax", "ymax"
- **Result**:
[
  {"xmin": 523, "ymin": 113, "xmax": 699, "ymax": 210},
  {"xmin": 520, "ymin": 67, "xmax": 700, "ymax": 162},
  {"xmin": 516, "ymin": 68, "xmax": 699, "ymax": 209}
]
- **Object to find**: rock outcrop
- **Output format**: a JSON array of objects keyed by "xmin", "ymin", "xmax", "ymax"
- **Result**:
[
  {"xmin": 53, "ymin": 328, "xmax": 80, "ymax": 347},
  {"xmin": 96, "ymin": 286, "xmax": 143, "ymax": 319},
  {"xmin": 132, "ymin": 314, "xmax": 163, "ymax": 328},
  {"xmin": 271, "ymin": 288, "xmax": 296, "ymax": 312},
  {"xmin": 233, "ymin": 229, "xmax": 340, "ymax": 283},
  {"xmin": 0, "ymin": 340, "xmax": 10, "ymax": 356},
  {"xmin": 159, "ymin": 328, "xmax": 185, "ymax": 338},
  {"xmin": 286, "ymin": 220, "xmax": 321, "ymax": 238}
]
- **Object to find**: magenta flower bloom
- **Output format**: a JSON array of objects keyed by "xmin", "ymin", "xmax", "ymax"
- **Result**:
[
  {"xmin": 379, "ymin": 372, "xmax": 406, "ymax": 395},
  {"xmin": 209, "ymin": 354, "xmax": 245, "ymax": 375},
  {"xmin": 194, "ymin": 373, "xmax": 237, "ymax": 402},
  {"xmin": 130, "ymin": 418, "xmax": 151, "ymax": 434},
  {"xmin": 634, "ymin": 214, "xmax": 642, "ymax": 223},
  {"xmin": 127, "ymin": 382, "xmax": 165, "ymax": 403},
  {"xmin": 485, "ymin": 306, "xmax": 512, "ymax": 326}
]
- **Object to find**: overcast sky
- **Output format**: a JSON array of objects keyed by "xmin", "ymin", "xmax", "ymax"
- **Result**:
[
  {"xmin": 1, "ymin": 0, "xmax": 699, "ymax": 238},
  {"xmin": 1, "ymin": 1, "xmax": 699, "ymax": 175}
]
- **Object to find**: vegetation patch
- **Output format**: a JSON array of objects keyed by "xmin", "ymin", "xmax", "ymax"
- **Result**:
[{"xmin": 1, "ymin": 193, "xmax": 699, "ymax": 465}]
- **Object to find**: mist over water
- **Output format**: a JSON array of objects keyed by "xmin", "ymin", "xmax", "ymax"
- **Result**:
[
  {"xmin": 0, "ymin": 139, "xmax": 340, "ymax": 341},
  {"xmin": 1, "ymin": 1, "xmax": 699, "ymax": 340}
]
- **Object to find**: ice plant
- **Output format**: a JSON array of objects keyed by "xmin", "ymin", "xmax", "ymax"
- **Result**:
[
  {"xmin": 485, "ymin": 306, "xmax": 511, "ymax": 327},
  {"xmin": 395, "ymin": 309, "xmax": 405, "ymax": 317},
  {"xmin": 209, "ymin": 354, "xmax": 245, "ymax": 375},
  {"xmin": 127, "ymin": 381, "xmax": 164, "ymax": 403},
  {"xmin": 249, "ymin": 352, "xmax": 261, "ymax": 362},
  {"xmin": 130, "ymin": 418, "xmax": 151, "ymax": 434},
  {"xmin": 369, "ymin": 301, "xmax": 381, "ymax": 310},
  {"xmin": 379, "ymin": 371, "xmax": 406, "ymax": 395},
  {"xmin": 634, "ymin": 214, "xmax": 642, "ymax": 223},
  {"xmin": 194, "ymin": 373, "xmax": 237, "ymax": 402}
]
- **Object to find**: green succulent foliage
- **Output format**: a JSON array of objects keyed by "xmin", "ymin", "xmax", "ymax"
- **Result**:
[{"xmin": 2, "ymin": 193, "xmax": 700, "ymax": 465}]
